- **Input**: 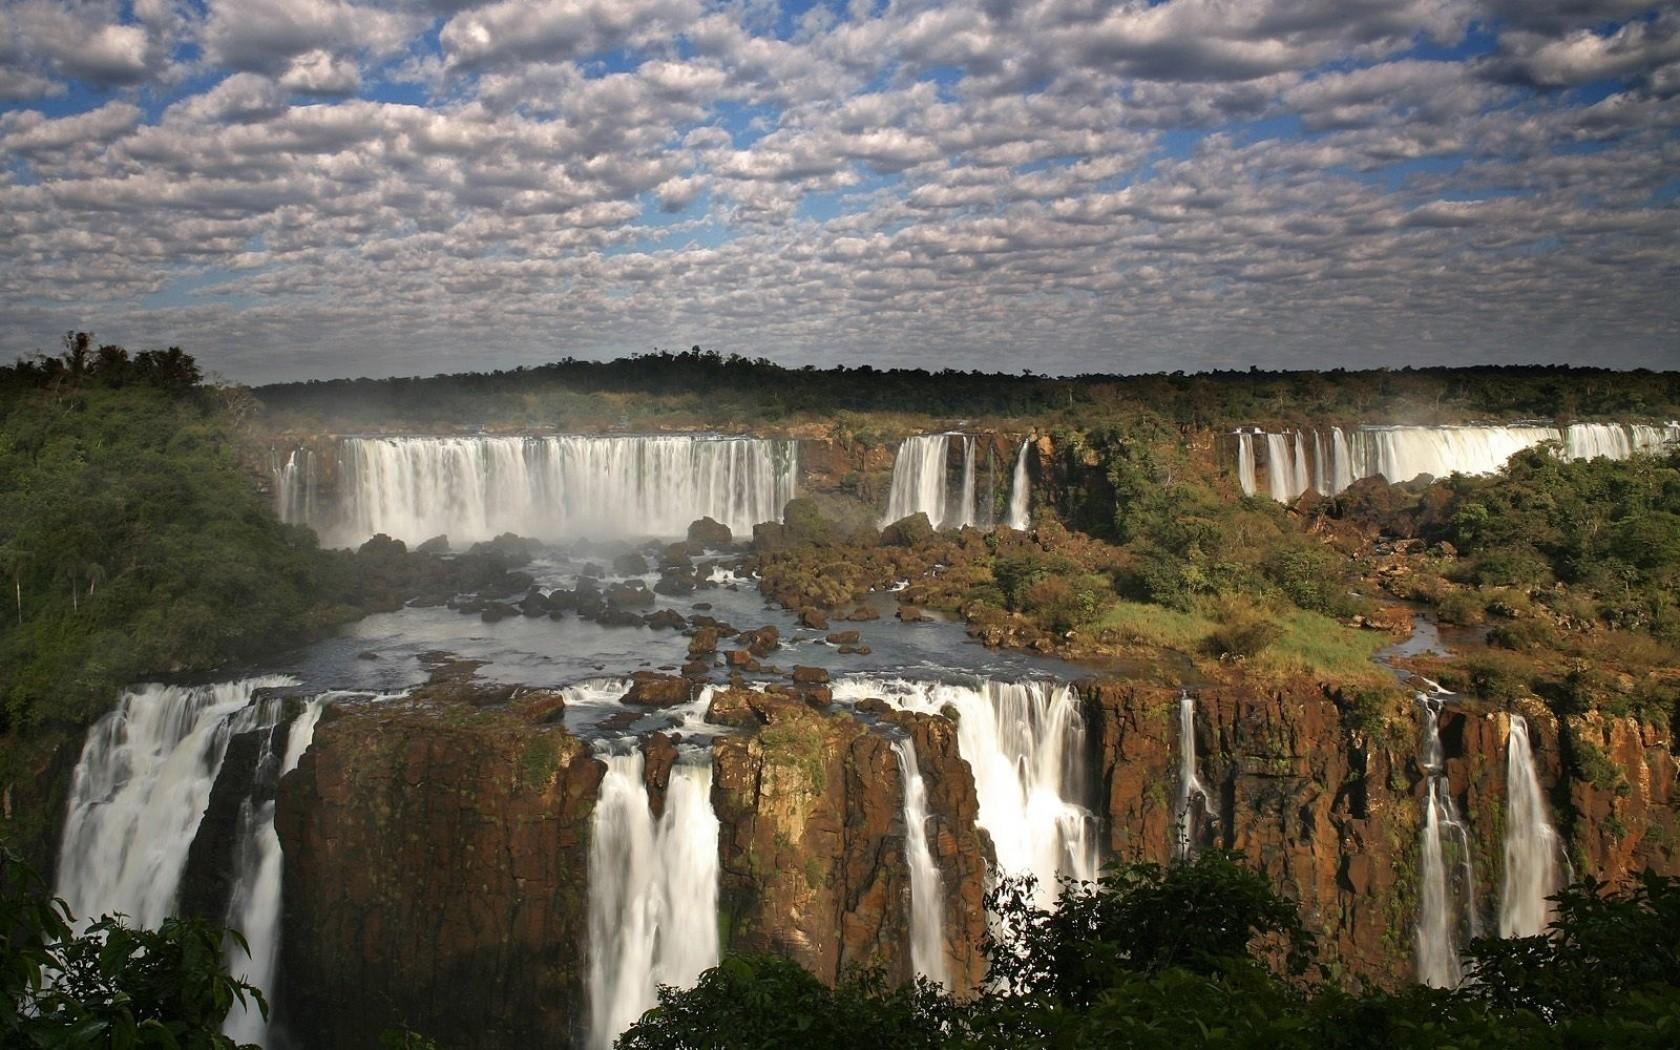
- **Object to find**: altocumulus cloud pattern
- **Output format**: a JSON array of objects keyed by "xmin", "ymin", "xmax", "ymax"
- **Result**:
[{"xmin": 0, "ymin": 1, "xmax": 1676, "ymax": 381}]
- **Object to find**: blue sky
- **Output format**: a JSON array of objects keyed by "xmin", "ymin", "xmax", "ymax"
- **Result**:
[{"xmin": 1, "ymin": 1, "xmax": 1676, "ymax": 382}]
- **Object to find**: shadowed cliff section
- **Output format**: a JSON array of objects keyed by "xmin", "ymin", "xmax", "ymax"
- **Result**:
[{"xmin": 275, "ymin": 699, "xmax": 603, "ymax": 1050}]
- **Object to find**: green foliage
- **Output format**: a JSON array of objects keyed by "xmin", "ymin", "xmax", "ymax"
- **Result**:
[
  {"xmin": 0, "ymin": 340, "xmax": 383, "ymax": 731},
  {"xmin": 615, "ymin": 954, "xmax": 955, "ymax": 1050},
  {"xmin": 1, "ymin": 846, "xmax": 263, "ymax": 1049}
]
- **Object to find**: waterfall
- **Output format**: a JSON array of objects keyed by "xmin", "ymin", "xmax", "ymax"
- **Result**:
[
  {"xmin": 831, "ymin": 677, "xmax": 1099, "ymax": 906},
  {"xmin": 1174, "ymin": 692, "xmax": 1211, "ymax": 860},
  {"xmin": 1413, "ymin": 695, "xmax": 1477, "ymax": 988},
  {"xmin": 1263, "ymin": 433, "xmax": 1294, "ymax": 502},
  {"xmin": 1499, "ymin": 715, "xmax": 1564, "ymax": 939},
  {"xmin": 314, "ymin": 435, "xmax": 796, "ymax": 547},
  {"xmin": 892, "ymin": 738, "xmax": 948, "ymax": 987},
  {"xmin": 884, "ymin": 434, "xmax": 978, "ymax": 529},
  {"xmin": 222, "ymin": 699, "xmax": 325, "ymax": 1046},
  {"xmin": 1329, "ymin": 427, "xmax": 1354, "ymax": 494},
  {"xmin": 1290, "ymin": 431, "xmax": 1311, "ymax": 499},
  {"xmin": 1238, "ymin": 422, "xmax": 1679, "ymax": 503},
  {"xmin": 587, "ymin": 752, "xmax": 720, "ymax": 1050},
  {"xmin": 1006, "ymin": 440, "xmax": 1031, "ymax": 529},
  {"xmin": 272, "ymin": 448, "xmax": 317, "ymax": 526},
  {"xmin": 954, "ymin": 437, "xmax": 977, "ymax": 528},
  {"xmin": 56, "ymin": 676, "xmax": 299, "ymax": 932},
  {"xmin": 1235, "ymin": 432, "xmax": 1257, "ymax": 496}
]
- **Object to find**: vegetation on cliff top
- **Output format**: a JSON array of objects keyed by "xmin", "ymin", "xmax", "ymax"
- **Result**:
[
  {"xmin": 621, "ymin": 852, "xmax": 1680, "ymax": 1050},
  {"xmin": 254, "ymin": 347, "xmax": 1680, "ymax": 433}
]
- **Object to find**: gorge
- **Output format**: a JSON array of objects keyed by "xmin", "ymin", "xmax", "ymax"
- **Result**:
[{"xmin": 18, "ymin": 377, "xmax": 1680, "ymax": 1048}]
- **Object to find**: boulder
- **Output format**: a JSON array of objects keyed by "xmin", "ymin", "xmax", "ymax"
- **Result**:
[
  {"xmin": 825, "ymin": 630, "xmax": 861, "ymax": 645},
  {"xmin": 704, "ymin": 687, "xmax": 760, "ymax": 727},
  {"xmin": 687, "ymin": 516, "xmax": 734, "ymax": 548},
  {"xmin": 845, "ymin": 606, "xmax": 881, "ymax": 622},
  {"xmin": 689, "ymin": 627, "xmax": 720, "ymax": 655},
  {"xmin": 416, "ymin": 535, "xmax": 451, "ymax": 555},
  {"xmin": 791, "ymin": 665, "xmax": 830, "ymax": 685},
  {"xmin": 644, "ymin": 608, "xmax": 687, "ymax": 631},
  {"xmin": 896, "ymin": 604, "xmax": 926, "ymax": 623},
  {"xmin": 799, "ymin": 608, "xmax": 830, "ymax": 630},
  {"xmin": 880, "ymin": 512, "xmax": 933, "ymax": 547},
  {"xmin": 622, "ymin": 673, "xmax": 693, "ymax": 707},
  {"xmin": 613, "ymin": 552, "xmax": 649, "ymax": 575},
  {"xmin": 725, "ymin": 650, "xmax": 762, "ymax": 672}
]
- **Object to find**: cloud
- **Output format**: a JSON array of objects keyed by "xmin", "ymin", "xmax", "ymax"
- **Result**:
[{"xmin": 0, "ymin": 0, "xmax": 1675, "ymax": 380}]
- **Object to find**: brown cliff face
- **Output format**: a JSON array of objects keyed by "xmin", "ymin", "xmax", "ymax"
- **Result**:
[
  {"xmin": 1081, "ymin": 679, "xmax": 1680, "ymax": 989},
  {"xmin": 275, "ymin": 701, "xmax": 602, "ymax": 1050},
  {"xmin": 710, "ymin": 692, "xmax": 990, "ymax": 992}
]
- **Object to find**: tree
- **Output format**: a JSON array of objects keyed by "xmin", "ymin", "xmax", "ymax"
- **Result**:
[{"xmin": 1, "ymin": 846, "xmax": 265, "ymax": 1049}]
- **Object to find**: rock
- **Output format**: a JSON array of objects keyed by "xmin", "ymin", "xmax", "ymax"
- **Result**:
[
  {"xmin": 613, "ymin": 552, "xmax": 649, "ymax": 575},
  {"xmin": 781, "ymin": 497, "xmax": 833, "ymax": 545},
  {"xmin": 644, "ymin": 608, "xmax": 688, "ymax": 630},
  {"xmin": 725, "ymin": 650, "xmax": 762, "ymax": 672},
  {"xmin": 275, "ymin": 707, "xmax": 598, "ymax": 1050},
  {"xmin": 752, "ymin": 521, "xmax": 788, "ymax": 551},
  {"xmin": 879, "ymin": 512, "xmax": 934, "ymax": 547},
  {"xmin": 480, "ymin": 602, "xmax": 518, "ymax": 623},
  {"xmin": 518, "ymin": 588, "xmax": 551, "ymax": 617},
  {"xmin": 854, "ymin": 698, "xmax": 892, "ymax": 717},
  {"xmin": 642, "ymin": 734, "xmax": 679, "ymax": 817},
  {"xmin": 622, "ymin": 673, "xmax": 693, "ymax": 707},
  {"xmin": 688, "ymin": 627, "xmax": 720, "ymax": 655},
  {"xmin": 825, "ymin": 630, "xmax": 861, "ymax": 645},
  {"xmin": 740, "ymin": 626, "xmax": 781, "ymax": 657},
  {"xmin": 704, "ymin": 687, "xmax": 760, "ymax": 727},
  {"xmin": 680, "ymin": 659, "xmax": 712, "ymax": 678},
  {"xmin": 689, "ymin": 615, "xmax": 737, "ymax": 636},
  {"xmin": 800, "ymin": 608, "xmax": 830, "ymax": 630},
  {"xmin": 687, "ymin": 516, "xmax": 734, "ymax": 548},
  {"xmin": 594, "ymin": 607, "xmax": 646, "ymax": 628},
  {"xmin": 796, "ymin": 686, "xmax": 833, "ymax": 706},
  {"xmin": 511, "ymin": 690, "xmax": 567, "ymax": 725},
  {"xmin": 606, "ymin": 580, "xmax": 655, "ymax": 609},
  {"xmin": 792, "ymin": 666, "xmax": 830, "ymax": 685},
  {"xmin": 845, "ymin": 606, "xmax": 880, "ymax": 622},
  {"xmin": 654, "ymin": 571, "xmax": 697, "ymax": 597},
  {"xmin": 896, "ymin": 604, "xmax": 925, "ymax": 622},
  {"xmin": 356, "ymin": 650, "xmax": 381, "ymax": 661},
  {"xmin": 416, "ymin": 535, "xmax": 451, "ymax": 555},
  {"xmin": 659, "ymin": 543, "xmax": 695, "ymax": 570}
]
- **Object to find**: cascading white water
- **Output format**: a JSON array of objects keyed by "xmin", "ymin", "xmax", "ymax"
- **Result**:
[
  {"xmin": 222, "ymin": 699, "xmax": 325, "ymax": 1046},
  {"xmin": 954, "ymin": 437, "xmax": 977, "ymax": 529},
  {"xmin": 1006, "ymin": 440, "xmax": 1032, "ymax": 530},
  {"xmin": 317, "ymin": 435, "xmax": 796, "ymax": 547},
  {"xmin": 1263, "ymin": 433, "xmax": 1295, "ymax": 502},
  {"xmin": 1237, "ymin": 422, "xmax": 1679, "ymax": 502},
  {"xmin": 587, "ymin": 753, "xmax": 720, "ymax": 1050},
  {"xmin": 272, "ymin": 448, "xmax": 317, "ymax": 526},
  {"xmin": 1290, "ymin": 431, "xmax": 1311, "ymax": 499},
  {"xmin": 883, "ymin": 434, "xmax": 981, "ymax": 529},
  {"xmin": 1499, "ymin": 715, "xmax": 1564, "ymax": 940},
  {"xmin": 1235, "ymin": 432, "xmax": 1257, "ymax": 496},
  {"xmin": 1413, "ymin": 695, "xmax": 1477, "ymax": 988},
  {"xmin": 892, "ymin": 738, "xmax": 949, "ymax": 987},
  {"xmin": 56, "ymin": 676, "xmax": 299, "ymax": 932},
  {"xmin": 1174, "ymin": 692, "xmax": 1211, "ymax": 860},
  {"xmin": 830, "ymin": 677, "xmax": 1099, "ymax": 906},
  {"xmin": 1329, "ymin": 426, "xmax": 1354, "ymax": 494}
]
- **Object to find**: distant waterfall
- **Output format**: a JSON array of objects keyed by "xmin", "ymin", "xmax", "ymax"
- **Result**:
[
  {"xmin": 893, "ymin": 739, "xmax": 949, "ymax": 987},
  {"xmin": 1006, "ymin": 440, "xmax": 1031, "ymax": 530},
  {"xmin": 272, "ymin": 448, "xmax": 317, "ymax": 526},
  {"xmin": 305, "ymin": 435, "xmax": 796, "ymax": 547},
  {"xmin": 1499, "ymin": 716, "xmax": 1565, "ymax": 939},
  {"xmin": 56, "ymin": 677, "xmax": 299, "ymax": 932},
  {"xmin": 222, "ymin": 699, "xmax": 325, "ymax": 1046},
  {"xmin": 1414, "ymin": 696, "xmax": 1478, "ymax": 988},
  {"xmin": 587, "ymin": 753, "xmax": 720, "ymax": 1050},
  {"xmin": 882, "ymin": 435, "xmax": 979, "ymax": 529},
  {"xmin": 1233, "ymin": 422, "xmax": 1679, "ymax": 501},
  {"xmin": 832, "ymin": 677, "xmax": 1099, "ymax": 907},
  {"xmin": 1174, "ymin": 693, "xmax": 1211, "ymax": 860}
]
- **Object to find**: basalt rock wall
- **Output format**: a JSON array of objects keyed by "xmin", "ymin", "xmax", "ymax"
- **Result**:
[
  {"xmin": 1080, "ymin": 679, "xmax": 1680, "ymax": 988},
  {"xmin": 275, "ymin": 702, "xmax": 602, "ymax": 1050}
]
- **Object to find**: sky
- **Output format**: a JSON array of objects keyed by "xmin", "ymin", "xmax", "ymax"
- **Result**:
[{"xmin": 0, "ymin": 1, "xmax": 1677, "ymax": 384}]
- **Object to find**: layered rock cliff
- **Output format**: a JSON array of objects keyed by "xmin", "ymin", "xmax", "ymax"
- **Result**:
[
  {"xmin": 275, "ymin": 699, "xmax": 602, "ymax": 1050},
  {"xmin": 1081, "ymin": 679, "xmax": 1680, "ymax": 987}
]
